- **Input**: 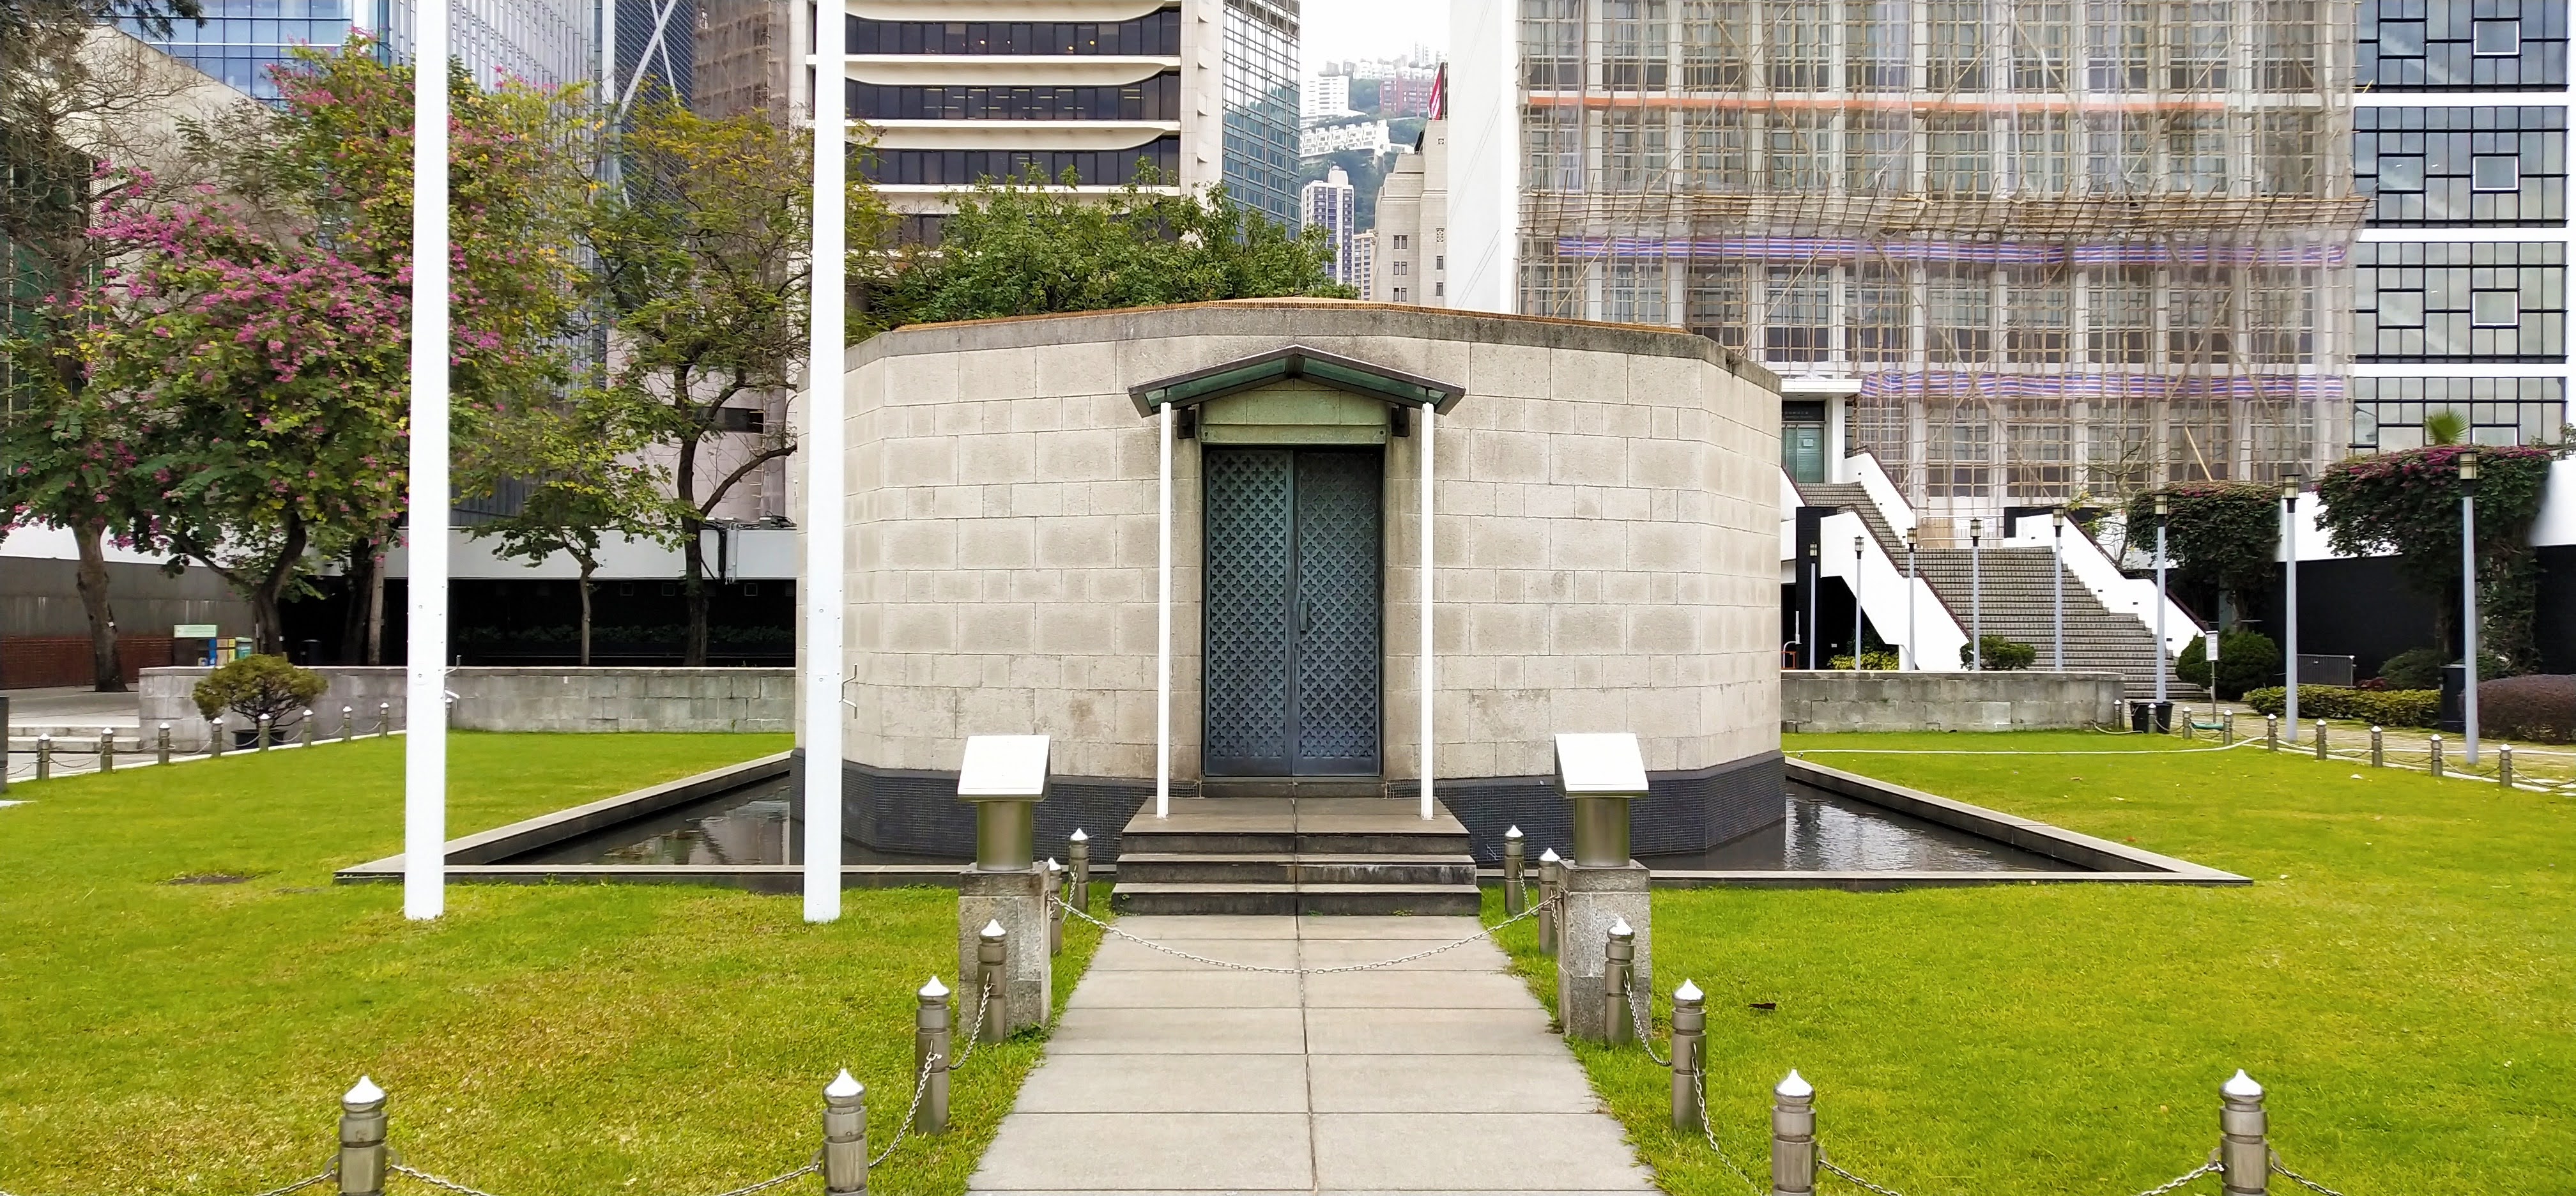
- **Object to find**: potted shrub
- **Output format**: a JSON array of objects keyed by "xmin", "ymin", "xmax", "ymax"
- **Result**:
[{"xmin": 192, "ymin": 654, "xmax": 328, "ymax": 748}]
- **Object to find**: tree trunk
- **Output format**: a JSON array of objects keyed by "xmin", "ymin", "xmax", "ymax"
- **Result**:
[
  {"xmin": 681, "ymin": 523, "xmax": 710, "ymax": 666},
  {"xmin": 365, "ymin": 552, "xmax": 386, "ymax": 665},
  {"xmin": 578, "ymin": 559, "xmax": 595, "ymax": 666},
  {"xmin": 339, "ymin": 537, "xmax": 375, "ymax": 665},
  {"xmin": 73, "ymin": 519, "xmax": 125, "ymax": 692},
  {"xmin": 249, "ymin": 516, "xmax": 309, "ymax": 656}
]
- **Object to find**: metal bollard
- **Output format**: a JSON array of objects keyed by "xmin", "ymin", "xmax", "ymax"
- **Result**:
[
  {"xmin": 2499, "ymin": 744, "xmax": 2514, "ymax": 788},
  {"xmin": 2265, "ymin": 715, "xmax": 2278, "ymax": 751},
  {"xmin": 1770, "ymin": 1070, "xmax": 1817, "ymax": 1196},
  {"xmin": 2370, "ymin": 725, "xmax": 2383, "ymax": 768},
  {"xmin": 379, "ymin": 702, "xmax": 392, "ymax": 737},
  {"xmin": 2222, "ymin": 711, "xmax": 2235, "ymax": 746},
  {"xmin": 916, "ymin": 977, "xmax": 951, "ymax": 1135},
  {"xmin": 158, "ymin": 723, "xmax": 172, "ymax": 766},
  {"xmin": 337, "ymin": 1076, "xmax": 388, "ymax": 1196},
  {"xmin": 341, "ymin": 705, "xmax": 354, "ymax": 740},
  {"xmin": 2219, "ymin": 1070, "xmax": 2267, "ymax": 1196},
  {"xmin": 2313, "ymin": 719, "xmax": 2327, "ymax": 761},
  {"xmin": 98, "ymin": 729, "xmax": 115, "ymax": 774},
  {"xmin": 2430, "ymin": 735, "xmax": 2445, "ymax": 778},
  {"xmin": 1503, "ymin": 825, "xmax": 1526, "ymax": 916},
  {"xmin": 208, "ymin": 717, "xmax": 226, "ymax": 756},
  {"xmin": 821, "ymin": 1070, "xmax": 867, "ymax": 1195},
  {"xmin": 977, "ymin": 919, "xmax": 1009, "ymax": 1043},
  {"xmin": 35, "ymin": 734, "xmax": 50, "ymax": 781},
  {"xmin": 1046, "ymin": 858, "xmax": 1065, "ymax": 957},
  {"xmin": 1670, "ymin": 979, "xmax": 1705, "ymax": 1132},
  {"xmin": 1068, "ymin": 829, "xmax": 1091, "ymax": 912},
  {"xmin": 1604, "ymin": 918, "xmax": 1636, "ymax": 1047},
  {"xmin": 1536, "ymin": 849, "xmax": 1561, "ymax": 956},
  {"xmin": 301, "ymin": 708, "xmax": 315, "ymax": 746},
  {"xmin": 257, "ymin": 714, "xmax": 272, "ymax": 751}
]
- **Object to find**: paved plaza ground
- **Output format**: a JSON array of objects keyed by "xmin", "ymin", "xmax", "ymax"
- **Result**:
[{"xmin": 970, "ymin": 914, "xmax": 1654, "ymax": 1196}]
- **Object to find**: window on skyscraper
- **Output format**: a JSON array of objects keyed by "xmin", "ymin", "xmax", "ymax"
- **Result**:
[
  {"xmin": 2362, "ymin": 0, "xmax": 2568, "ymax": 88},
  {"xmin": 2357, "ymin": 241, "xmax": 2568, "ymax": 360},
  {"xmin": 2357, "ymin": 107, "xmax": 2567, "ymax": 225}
]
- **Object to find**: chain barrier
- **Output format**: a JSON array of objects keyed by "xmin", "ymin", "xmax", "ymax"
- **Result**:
[
  {"xmin": 869, "ymin": 1059, "xmax": 941, "ymax": 1169},
  {"xmin": 2271, "ymin": 1156, "xmax": 2351, "ymax": 1196},
  {"xmin": 952, "ymin": 982, "xmax": 995, "ymax": 1072},
  {"xmin": 1053, "ymin": 891, "xmax": 1556, "ymax": 975},
  {"xmin": 2128, "ymin": 1158, "xmax": 2223, "ymax": 1196},
  {"xmin": 1818, "ymin": 1151, "xmax": 1913, "ymax": 1196},
  {"xmin": 1625, "ymin": 978, "xmax": 1671, "ymax": 1067},
  {"xmin": 390, "ymin": 1163, "xmax": 509, "ymax": 1196},
  {"xmin": 1690, "ymin": 1073, "xmax": 1765, "ymax": 1196},
  {"xmin": 393, "ymin": 1155, "xmax": 822, "ymax": 1196},
  {"xmin": 243, "ymin": 1168, "xmax": 340, "ymax": 1196}
]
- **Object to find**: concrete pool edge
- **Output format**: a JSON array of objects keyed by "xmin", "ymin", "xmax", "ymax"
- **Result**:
[{"xmin": 334, "ymin": 752, "xmax": 2246, "ymax": 891}]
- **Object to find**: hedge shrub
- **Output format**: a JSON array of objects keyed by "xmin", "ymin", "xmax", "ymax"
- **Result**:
[
  {"xmin": 1827, "ymin": 650, "xmax": 1901, "ymax": 670},
  {"xmin": 1959, "ymin": 635, "xmax": 2036, "ymax": 670},
  {"xmin": 191, "ymin": 654, "xmax": 327, "ymax": 726},
  {"xmin": 2243, "ymin": 684, "xmax": 2442, "ymax": 728},
  {"xmin": 2377, "ymin": 645, "xmax": 2515, "ymax": 689},
  {"xmin": 2478, "ymin": 674, "xmax": 2576, "ymax": 743},
  {"xmin": 2177, "ymin": 629, "xmax": 2280, "ymax": 700}
]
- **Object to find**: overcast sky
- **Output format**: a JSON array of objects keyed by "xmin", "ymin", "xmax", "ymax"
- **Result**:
[{"xmin": 1300, "ymin": 0, "xmax": 1446, "ymax": 73}]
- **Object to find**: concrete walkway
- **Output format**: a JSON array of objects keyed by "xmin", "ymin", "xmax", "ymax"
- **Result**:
[{"xmin": 969, "ymin": 914, "xmax": 1656, "ymax": 1196}]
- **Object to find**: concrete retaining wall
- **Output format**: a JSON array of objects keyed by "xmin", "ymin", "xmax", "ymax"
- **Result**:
[
  {"xmin": 140, "ymin": 666, "xmax": 792, "ymax": 733},
  {"xmin": 1782, "ymin": 670, "xmax": 2126, "ymax": 732}
]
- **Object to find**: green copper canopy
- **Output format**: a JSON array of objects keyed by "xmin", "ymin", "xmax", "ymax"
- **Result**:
[{"xmin": 1129, "ymin": 345, "xmax": 1464, "ymax": 417}]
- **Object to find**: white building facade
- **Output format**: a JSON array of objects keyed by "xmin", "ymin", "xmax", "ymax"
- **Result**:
[{"xmin": 1368, "ymin": 116, "xmax": 1449, "ymax": 307}]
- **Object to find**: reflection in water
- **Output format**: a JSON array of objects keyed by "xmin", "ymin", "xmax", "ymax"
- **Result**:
[
  {"xmin": 509, "ymin": 776, "xmax": 958, "ymax": 866},
  {"xmin": 1642, "ymin": 782, "xmax": 2072, "ymax": 872}
]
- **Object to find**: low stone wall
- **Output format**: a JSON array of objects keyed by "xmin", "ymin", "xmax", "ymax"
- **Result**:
[
  {"xmin": 141, "ymin": 666, "xmax": 792, "ymax": 733},
  {"xmin": 1782, "ymin": 670, "xmax": 2126, "ymax": 732}
]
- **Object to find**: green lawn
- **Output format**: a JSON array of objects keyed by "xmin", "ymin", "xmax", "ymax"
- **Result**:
[
  {"xmin": 0, "ymin": 733, "xmax": 1098, "ymax": 1196},
  {"xmin": 1493, "ymin": 731, "xmax": 2573, "ymax": 1195}
]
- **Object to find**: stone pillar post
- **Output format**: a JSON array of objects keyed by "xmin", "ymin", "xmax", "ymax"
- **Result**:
[
  {"xmin": 1552, "ymin": 733, "xmax": 1653, "ymax": 1042},
  {"xmin": 956, "ymin": 735, "xmax": 1052, "ymax": 1034}
]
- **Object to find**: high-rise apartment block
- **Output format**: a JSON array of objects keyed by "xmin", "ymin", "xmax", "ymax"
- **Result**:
[
  {"xmin": 126, "ymin": 0, "xmax": 592, "ymax": 99},
  {"xmin": 1305, "ymin": 72, "xmax": 1353, "ymax": 118},
  {"xmin": 1450, "ymin": 0, "xmax": 2372, "ymax": 517},
  {"xmin": 2351, "ymin": 0, "xmax": 2570, "ymax": 450},
  {"xmin": 1370, "ymin": 116, "xmax": 1449, "ymax": 305},
  {"xmin": 1303, "ymin": 165, "xmax": 1358, "ymax": 282},
  {"xmin": 843, "ymin": 1, "xmax": 1299, "ymax": 234}
]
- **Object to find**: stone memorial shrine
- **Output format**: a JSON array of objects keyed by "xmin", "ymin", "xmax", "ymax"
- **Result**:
[{"xmin": 828, "ymin": 298, "xmax": 1784, "ymax": 908}]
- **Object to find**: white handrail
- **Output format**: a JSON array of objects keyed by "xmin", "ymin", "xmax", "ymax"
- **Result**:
[
  {"xmin": 2004, "ymin": 514, "xmax": 2202, "ymax": 656},
  {"xmin": 1817, "ymin": 510, "xmax": 1968, "ymax": 671}
]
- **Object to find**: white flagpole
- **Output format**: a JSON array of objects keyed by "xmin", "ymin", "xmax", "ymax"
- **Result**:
[
  {"xmin": 1156, "ymin": 403, "xmax": 1173, "ymax": 818},
  {"xmin": 1418, "ymin": 402, "xmax": 1434, "ymax": 820},
  {"xmin": 401, "ymin": 0, "xmax": 452, "ymax": 921},
  {"xmin": 801, "ymin": 0, "xmax": 847, "ymax": 923}
]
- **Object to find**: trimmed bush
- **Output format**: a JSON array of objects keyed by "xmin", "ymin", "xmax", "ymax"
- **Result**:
[
  {"xmin": 2478, "ymin": 674, "xmax": 2576, "ymax": 743},
  {"xmin": 2177, "ymin": 629, "xmax": 2280, "ymax": 700},
  {"xmin": 192, "ymin": 654, "xmax": 327, "ymax": 728},
  {"xmin": 2243, "ymin": 684, "xmax": 2442, "ymax": 728},
  {"xmin": 1958, "ymin": 635, "xmax": 2037, "ymax": 670},
  {"xmin": 2377, "ymin": 645, "xmax": 2515, "ymax": 689},
  {"xmin": 1827, "ymin": 650, "xmax": 1901, "ymax": 670}
]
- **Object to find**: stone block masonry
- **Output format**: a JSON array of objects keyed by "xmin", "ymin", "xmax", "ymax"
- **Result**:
[
  {"xmin": 138, "ymin": 666, "xmax": 791, "ymax": 734},
  {"xmin": 1780, "ymin": 670, "xmax": 2126, "ymax": 732}
]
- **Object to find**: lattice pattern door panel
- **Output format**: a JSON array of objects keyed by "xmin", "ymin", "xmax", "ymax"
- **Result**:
[
  {"xmin": 1202, "ymin": 450, "xmax": 1294, "ymax": 776},
  {"xmin": 1292, "ymin": 452, "xmax": 1382, "ymax": 774}
]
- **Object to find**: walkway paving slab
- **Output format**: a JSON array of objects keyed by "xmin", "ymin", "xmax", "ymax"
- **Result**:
[{"xmin": 967, "ymin": 914, "xmax": 1655, "ymax": 1196}]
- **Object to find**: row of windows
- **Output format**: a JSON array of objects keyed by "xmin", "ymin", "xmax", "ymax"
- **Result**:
[
  {"xmin": 1521, "ymin": 256, "xmax": 2327, "ymax": 367},
  {"xmin": 2361, "ymin": 0, "xmax": 2568, "ymax": 89},
  {"xmin": 1522, "ymin": 0, "xmax": 2333, "ymax": 95},
  {"xmin": 2358, "ymin": 107, "xmax": 2565, "ymax": 226},
  {"xmin": 2356, "ymin": 242, "xmax": 2566, "ymax": 361},
  {"xmin": 1522, "ymin": 107, "xmax": 2333, "ymax": 197},
  {"xmin": 2354, "ymin": 378, "xmax": 2567, "ymax": 447},
  {"xmin": 1850, "ymin": 399, "xmax": 2317, "ymax": 494},
  {"xmin": 859, "ymin": 139, "xmax": 1180, "ymax": 188},
  {"xmin": 845, "ymin": 74, "xmax": 1181, "ymax": 123},
  {"xmin": 1220, "ymin": 0, "xmax": 1302, "ymax": 225},
  {"xmin": 844, "ymin": 10, "xmax": 1181, "ymax": 57}
]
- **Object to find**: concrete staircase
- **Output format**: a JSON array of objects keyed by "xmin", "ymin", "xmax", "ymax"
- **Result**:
[
  {"xmin": 1795, "ymin": 479, "xmax": 2193, "ymax": 700},
  {"xmin": 1110, "ymin": 784, "xmax": 1482, "ymax": 916}
]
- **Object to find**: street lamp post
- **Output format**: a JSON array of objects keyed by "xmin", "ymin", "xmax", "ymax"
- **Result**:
[
  {"xmin": 1968, "ymin": 518, "xmax": 1984, "ymax": 670},
  {"xmin": 2153, "ymin": 493, "xmax": 2170, "ymax": 708},
  {"xmin": 2050, "ymin": 508, "xmax": 2067, "ymax": 671},
  {"xmin": 1903, "ymin": 530, "xmax": 1919, "ymax": 672},
  {"xmin": 1851, "ymin": 535, "xmax": 1866, "ymax": 670},
  {"xmin": 2462, "ymin": 452, "xmax": 2481, "ymax": 765},
  {"xmin": 1804, "ymin": 539, "xmax": 1820, "ymax": 670},
  {"xmin": 2281, "ymin": 477, "xmax": 2301, "ymax": 744}
]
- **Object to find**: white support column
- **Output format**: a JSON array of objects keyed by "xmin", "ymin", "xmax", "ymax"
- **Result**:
[
  {"xmin": 1156, "ymin": 403, "xmax": 1174, "ymax": 818},
  {"xmin": 801, "ymin": 2, "xmax": 847, "ymax": 924},
  {"xmin": 401, "ymin": 0, "xmax": 450, "ymax": 923},
  {"xmin": 1418, "ymin": 401, "xmax": 1436, "ymax": 821}
]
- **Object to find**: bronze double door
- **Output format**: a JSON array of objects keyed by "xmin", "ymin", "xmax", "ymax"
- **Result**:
[{"xmin": 1200, "ymin": 447, "xmax": 1383, "ymax": 778}]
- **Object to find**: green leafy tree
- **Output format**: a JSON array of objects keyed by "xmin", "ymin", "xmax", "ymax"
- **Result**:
[
  {"xmin": 2317, "ymin": 443, "xmax": 2559, "ymax": 671},
  {"xmin": 875, "ymin": 167, "xmax": 1353, "ymax": 326},
  {"xmin": 2124, "ymin": 483, "xmax": 2281, "ymax": 627},
  {"xmin": 189, "ymin": 652, "xmax": 325, "ymax": 728},
  {"xmin": 461, "ymin": 392, "xmax": 677, "ymax": 664},
  {"xmin": 590, "ymin": 92, "xmax": 892, "ymax": 665}
]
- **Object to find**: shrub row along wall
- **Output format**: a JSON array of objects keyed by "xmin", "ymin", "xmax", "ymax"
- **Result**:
[
  {"xmin": 2244, "ymin": 685, "xmax": 2442, "ymax": 728},
  {"xmin": 139, "ymin": 666, "xmax": 792, "ymax": 733},
  {"xmin": 1782, "ymin": 670, "xmax": 2127, "ymax": 732},
  {"xmin": 2248, "ymin": 677, "xmax": 2576, "ymax": 742}
]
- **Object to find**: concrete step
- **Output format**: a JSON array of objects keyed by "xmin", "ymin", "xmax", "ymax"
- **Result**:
[
  {"xmin": 1197, "ymin": 777, "xmax": 1386, "ymax": 799},
  {"xmin": 1114, "ymin": 852, "xmax": 1478, "ymax": 886},
  {"xmin": 1110, "ymin": 881, "xmax": 1482, "ymax": 917}
]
